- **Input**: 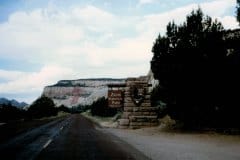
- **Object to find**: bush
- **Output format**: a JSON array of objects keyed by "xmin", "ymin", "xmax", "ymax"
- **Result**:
[
  {"xmin": 27, "ymin": 96, "xmax": 57, "ymax": 119},
  {"xmin": 151, "ymin": 8, "xmax": 240, "ymax": 129},
  {"xmin": 90, "ymin": 97, "xmax": 117, "ymax": 117},
  {"xmin": 0, "ymin": 104, "xmax": 26, "ymax": 122},
  {"xmin": 69, "ymin": 104, "xmax": 89, "ymax": 113},
  {"xmin": 57, "ymin": 105, "xmax": 70, "ymax": 113}
]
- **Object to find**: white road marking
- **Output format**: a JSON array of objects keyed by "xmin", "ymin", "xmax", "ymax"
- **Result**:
[
  {"xmin": 0, "ymin": 122, "xmax": 6, "ymax": 126},
  {"xmin": 43, "ymin": 139, "xmax": 52, "ymax": 149}
]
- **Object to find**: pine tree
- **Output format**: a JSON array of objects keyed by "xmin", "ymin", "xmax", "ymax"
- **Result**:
[{"xmin": 237, "ymin": 0, "xmax": 240, "ymax": 24}]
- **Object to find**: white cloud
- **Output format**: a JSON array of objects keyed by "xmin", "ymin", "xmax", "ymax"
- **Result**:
[
  {"xmin": 71, "ymin": 5, "xmax": 116, "ymax": 33},
  {"xmin": 0, "ymin": 70, "xmax": 28, "ymax": 81},
  {"xmin": 218, "ymin": 16, "xmax": 239, "ymax": 29},
  {"xmin": 1, "ymin": 0, "xmax": 235, "ymax": 65},
  {"xmin": 0, "ymin": 65, "xmax": 76, "ymax": 94},
  {"xmin": 0, "ymin": 0, "xmax": 238, "ymax": 102},
  {"xmin": 138, "ymin": 0, "xmax": 238, "ymax": 36},
  {"xmin": 201, "ymin": 0, "xmax": 235, "ymax": 17},
  {"xmin": 72, "ymin": 5, "xmax": 114, "ymax": 22},
  {"xmin": 139, "ymin": 0, "xmax": 156, "ymax": 5}
]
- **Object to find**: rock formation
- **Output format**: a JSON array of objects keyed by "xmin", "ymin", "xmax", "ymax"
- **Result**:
[
  {"xmin": 118, "ymin": 77, "xmax": 159, "ymax": 129},
  {"xmin": 42, "ymin": 78, "xmax": 125, "ymax": 107}
]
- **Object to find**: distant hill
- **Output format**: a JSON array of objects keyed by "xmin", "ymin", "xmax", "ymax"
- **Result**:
[{"xmin": 0, "ymin": 98, "xmax": 28, "ymax": 108}]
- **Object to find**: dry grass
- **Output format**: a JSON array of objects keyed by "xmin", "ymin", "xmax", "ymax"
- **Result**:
[{"xmin": 81, "ymin": 110, "xmax": 121, "ymax": 128}]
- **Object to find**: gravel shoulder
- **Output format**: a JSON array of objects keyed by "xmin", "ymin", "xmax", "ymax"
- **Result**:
[
  {"xmin": 106, "ymin": 127, "xmax": 240, "ymax": 160},
  {"xmin": 82, "ymin": 112, "xmax": 240, "ymax": 160}
]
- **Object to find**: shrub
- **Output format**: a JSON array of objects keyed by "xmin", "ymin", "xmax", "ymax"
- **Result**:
[
  {"xmin": 27, "ymin": 96, "xmax": 57, "ymax": 119},
  {"xmin": 58, "ymin": 105, "xmax": 70, "ymax": 113},
  {"xmin": 90, "ymin": 97, "xmax": 117, "ymax": 117},
  {"xmin": 0, "ymin": 104, "xmax": 26, "ymax": 122}
]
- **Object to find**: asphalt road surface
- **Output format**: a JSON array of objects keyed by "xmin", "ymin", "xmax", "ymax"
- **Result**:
[{"xmin": 0, "ymin": 114, "xmax": 150, "ymax": 160}]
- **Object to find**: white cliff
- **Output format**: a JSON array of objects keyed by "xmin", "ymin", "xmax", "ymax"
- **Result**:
[{"xmin": 42, "ymin": 78, "xmax": 125, "ymax": 107}]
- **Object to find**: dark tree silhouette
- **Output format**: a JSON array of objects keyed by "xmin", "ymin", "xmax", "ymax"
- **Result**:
[
  {"xmin": 58, "ymin": 105, "xmax": 70, "ymax": 113},
  {"xmin": 151, "ymin": 8, "xmax": 240, "ymax": 129},
  {"xmin": 90, "ymin": 97, "xmax": 117, "ymax": 117},
  {"xmin": 28, "ymin": 96, "xmax": 57, "ymax": 119},
  {"xmin": 0, "ymin": 103, "xmax": 26, "ymax": 122},
  {"xmin": 237, "ymin": 0, "xmax": 240, "ymax": 24}
]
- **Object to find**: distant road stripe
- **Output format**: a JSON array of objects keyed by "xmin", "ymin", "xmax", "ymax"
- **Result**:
[
  {"xmin": 43, "ymin": 139, "xmax": 52, "ymax": 149},
  {"xmin": 0, "ymin": 122, "xmax": 6, "ymax": 126}
]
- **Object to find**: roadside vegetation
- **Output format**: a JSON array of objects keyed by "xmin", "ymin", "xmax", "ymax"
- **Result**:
[
  {"xmin": 0, "ymin": 96, "xmax": 70, "ymax": 123},
  {"xmin": 82, "ymin": 110, "xmax": 121, "ymax": 128},
  {"xmin": 151, "ymin": 7, "xmax": 240, "ymax": 132},
  {"xmin": 27, "ymin": 96, "xmax": 58, "ymax": 119},
  {"xmin": 76, "ymin": 97, "xmax": 118, "ymax": 117},
  {"xmin": 90, "ymin": 97, "xmax": 118, "ymax": 117},
  {"xmin": 0, "ymin": 103, "xmax": 26, "ymax": 122},
  {"xmin": 0, "ymin": 96, "xmax": 70, "ymax": 143},
  {"xmin": 80, "ymin": 97, "xmax": 121, "ymax": 127}
]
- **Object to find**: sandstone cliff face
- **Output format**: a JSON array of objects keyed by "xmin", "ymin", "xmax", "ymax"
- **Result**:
[{"xmin": 42, "ymin": 79, "xmax": 125, "ymax": 107}]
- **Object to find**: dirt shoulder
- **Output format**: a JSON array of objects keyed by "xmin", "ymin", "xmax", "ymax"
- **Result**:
[
  {"xmin": 107, "ymin": 127, "xmax": 240, "ymax": 160},
  {"xmin": 81, "ymin": 112, "xmax": 240, "ymax": 159}
]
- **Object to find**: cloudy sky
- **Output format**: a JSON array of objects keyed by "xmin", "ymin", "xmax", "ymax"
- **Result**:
[{"xmin": 0, "ymin": 0, "xmax": 238, "ymax": 103}]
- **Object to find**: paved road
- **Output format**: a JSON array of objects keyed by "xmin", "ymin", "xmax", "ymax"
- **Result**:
[
  {"xmin": 0, "ymin": 114, "xmax": 149, "ymax": 160},
  {"xmin": 0, "ymin": 117, "xmax": 71, "ymax": 160}
]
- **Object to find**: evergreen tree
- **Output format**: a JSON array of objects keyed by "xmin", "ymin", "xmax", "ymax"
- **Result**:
[
  {"xmin": 151, "ymin": 8, "xmax": 229, "ymax": 128},
  {"xmin": 237, "ymin": 0, "xmax": 240, "ymax": 24},
  {"xmin": 28, "ymin": 96, "xmax": 57, "ymax": 118}
]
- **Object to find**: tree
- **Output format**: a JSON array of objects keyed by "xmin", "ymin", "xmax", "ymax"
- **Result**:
[
  {"xmin": 237, "ymin": 0, "xmax": 240, "ymax": 24},
  {"xmin": 0, "ymin": 103, "xmax": 26, "ymax": 122},
  {"xmin": 28, "ymin": 96, "xmax": 57, "ymax": 118},
  {"xmin": 151, "ymin": 8, "xmax": 228, "ymax": 128},
  {"xmin": 58, "ymin": 105, "xmax": 70, "ymax": 113},
  {"xmin": 90, "ymin": 97, "xmax": 117, "ymax": 117}
]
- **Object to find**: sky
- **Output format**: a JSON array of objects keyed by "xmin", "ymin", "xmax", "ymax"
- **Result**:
[{"xmin": 0, "ymin": 0, "xmax": 238, "ymax": 103}]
